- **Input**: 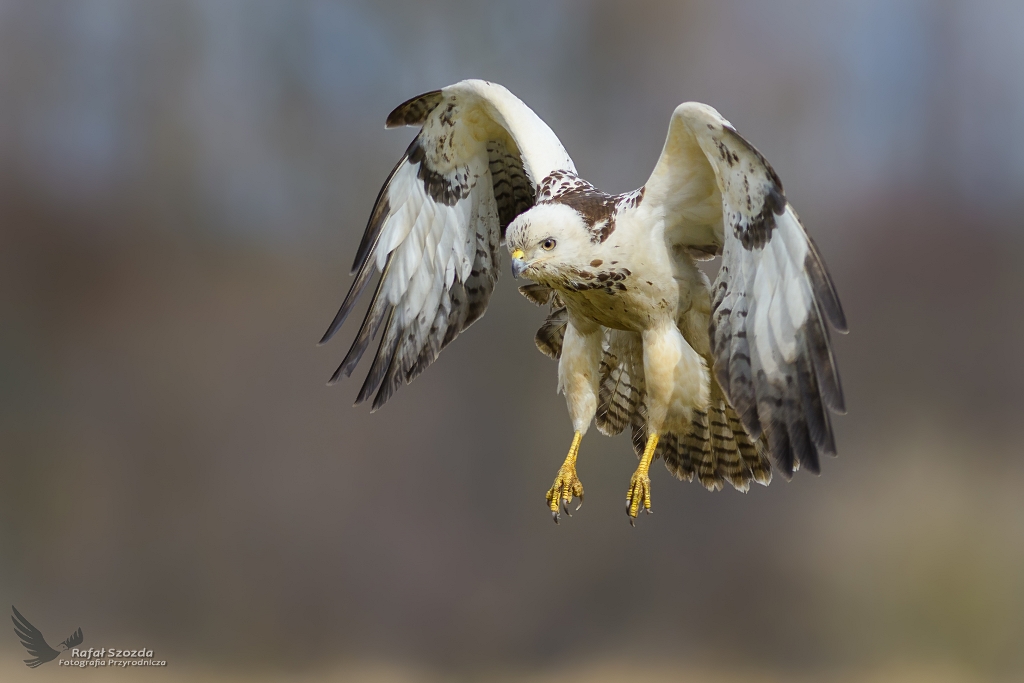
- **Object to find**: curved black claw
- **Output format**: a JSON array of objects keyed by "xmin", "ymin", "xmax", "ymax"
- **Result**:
[
  {"xmin": 626, "ymin": 508, "xmax": 651, "ymax": 525},
  {"xmin": 551, "ymin": 509, "xmax": 560, "ymax": 525}
]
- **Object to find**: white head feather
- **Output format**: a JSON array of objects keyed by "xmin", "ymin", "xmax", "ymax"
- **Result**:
[{"xmin": 506, "ymin": 203, "xmax": 594, "ymax": 284}]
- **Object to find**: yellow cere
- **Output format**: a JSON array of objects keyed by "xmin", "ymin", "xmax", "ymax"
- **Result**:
[{"xmin": 511, "ymin": 249, "xmax": 525, "ymax": 260}]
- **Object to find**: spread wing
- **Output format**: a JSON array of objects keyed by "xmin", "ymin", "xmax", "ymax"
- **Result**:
[
  {"xmin": 641, "ymin": 102, "xmax": 847, "ymax": 478},
  {"xmin": 321, "ymin": 80, "xmax": 575, "ymax": 410},
  {"xmin": 12, "ymin": 606, "xmax": 60, "ymax": 668}
]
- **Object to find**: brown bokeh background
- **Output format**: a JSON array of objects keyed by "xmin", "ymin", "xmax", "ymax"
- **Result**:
[{"xmin": 1, "ymin": 2, "xmax": 1023, "ymax": 681}]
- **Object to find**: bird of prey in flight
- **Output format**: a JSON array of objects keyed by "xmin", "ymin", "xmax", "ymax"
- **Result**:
[
  {"xmin": 321, "ymin": 80, "xmax": 846, "ymax": 523},
  {"xmin": 11, "ymin": 605, "xmax": 83, "ymax": 667}
]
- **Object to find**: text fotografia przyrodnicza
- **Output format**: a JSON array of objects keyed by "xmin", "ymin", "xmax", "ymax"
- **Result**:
[{"xmin": 59, "ymin": 648, "xmax": 167, "ymax": 667}]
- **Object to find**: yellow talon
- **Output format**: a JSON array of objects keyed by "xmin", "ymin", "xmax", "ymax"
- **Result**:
[
  {"xmin": 627, "ymin": 432, "xmax": 658, "ymax": 522},
  {"xmin": 545, "ymin": 431, "xmax": 584, "ymax": 523}
]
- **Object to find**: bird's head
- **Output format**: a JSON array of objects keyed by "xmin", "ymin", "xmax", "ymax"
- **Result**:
[{"xmin": 506, "ymin": 203, "xmax": 592, "ymax": 284}]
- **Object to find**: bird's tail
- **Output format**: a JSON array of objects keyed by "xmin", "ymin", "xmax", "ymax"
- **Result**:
[
  {"xmin": 597, "ymin": 334, "xmax": 771, "ymax": 492},
  {"xmin": 519, "ymin": 283, "xmax": 772, "ymax": 491},
  {"xmin": 655, "ymin": 383, "xmax": 772, "ymax": 491},
  {"xmin": 595, "ymin": 330, "xmax": 645, "ymax": 437}
]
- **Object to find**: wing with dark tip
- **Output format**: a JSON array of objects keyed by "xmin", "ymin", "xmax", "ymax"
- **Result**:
[
  {"xmin": 12, "ymin": 606, "xmax": 60, "ymax": 668},
  {"xmin": 642, "ymin": 102, "xmax": 847, "ymax": 478},
  {"xmin": 321, "ymin": 80, "xmax": 575, "ymax": 410},
  {"xmin": 62, "ymin": 627, "xmax": 84, "ymax": 650}
]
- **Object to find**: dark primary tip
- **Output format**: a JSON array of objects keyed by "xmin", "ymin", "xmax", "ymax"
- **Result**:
[
  {"xmin": 327, "ymin": 363, "xmax": 348, "ymax": 386},
  {"xmin": 319, "ymin": 320, "xmax": 343, "ymax": 346},
  {"xmin": 829, "ymin": 298, "xmax": 849, "ymax": 334}
]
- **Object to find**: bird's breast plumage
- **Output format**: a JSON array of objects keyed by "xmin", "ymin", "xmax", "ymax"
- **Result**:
[{"xmin": 555, "ymin": 257, "xmax": 683, "ymax": 333}]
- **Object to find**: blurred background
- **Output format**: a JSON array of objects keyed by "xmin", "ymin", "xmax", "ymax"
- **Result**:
[{"xmin": 1, "ymin": 1, "xmax": 1023, "ymax": 681}]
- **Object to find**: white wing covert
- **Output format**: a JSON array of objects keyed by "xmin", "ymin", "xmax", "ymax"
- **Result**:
[
  {"xmin": 321, "ymin": 80, "xmax": 575, "ymax": 410},
  {"xmin": 644, "ymin": 102, "xmax": 847, "ymax": 477}
]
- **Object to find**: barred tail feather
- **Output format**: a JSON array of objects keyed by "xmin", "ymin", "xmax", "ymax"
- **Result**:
[
  {"xmin": 708, "ymin": 401, "xmax": 748, "ymax": 491},
  {"xmin": 630, "ymin": 398, "xmax": 649, "ymax": 458},
  {"xmin": 602, "ymin": 342, "xmax": 771, "ymax": 492},
  {"xmin": 659, "ymin": 432, "xmax": 694, "ymax": 482},
  {"xmin": 595, "ymin": 348, "xmax": 638, "ymax": 437},
  {"xmin": 727, "ymin": 404, "xmax": 772, "ymax": 486},
  {"xmin": 660, "ymin": 390, "xmax": 772, "ymax": 492},
  {"xmin": 530, "ymin": 294, "xmax": 772, "ymax": 493},
  {"xmin": 680, "ymin": 409, "xmax": 721, "ymax": 491},
  {"xmin": 597, "ymin": 331, "xmax": 645, "ymax": 437},
  {"xmin": 596, "ymin": 354, "xmax": 631, "ymax": 436}
]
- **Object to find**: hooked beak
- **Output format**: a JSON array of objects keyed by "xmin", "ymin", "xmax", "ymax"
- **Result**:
[{"xmin": 510, "ymin": 249, "xmax": 527, "ymax": 279}]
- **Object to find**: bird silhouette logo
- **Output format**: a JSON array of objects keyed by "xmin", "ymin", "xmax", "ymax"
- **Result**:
[{"xmin": 11, "ymin": 606, "xmax": 83, "ymax": 668}]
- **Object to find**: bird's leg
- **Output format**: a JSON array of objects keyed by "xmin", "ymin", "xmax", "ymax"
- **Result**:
[
  {"xmin": 546, "ymin": 431, "xmax": 584, "ymax": 523},
  {"xmin": 626, "ymin": 432, "xmax": 658, "ymax": 523},
  {"xmin": 626, "ymin": 321, "xmax": 706, "ymax": 525},
  {"xmin": 548, "ymin": 317, "xmax": 601, "ymax": 524}
]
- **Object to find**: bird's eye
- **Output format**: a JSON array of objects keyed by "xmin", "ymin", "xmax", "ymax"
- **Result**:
[{"xmin": 541, "ymin": 238, "xmax": 557, "ymax": 251}]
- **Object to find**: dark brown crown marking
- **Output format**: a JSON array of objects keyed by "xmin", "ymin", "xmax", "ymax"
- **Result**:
[{"xmin": 537, "ymin": 172, "xmax": 646, "ymax": 245}]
